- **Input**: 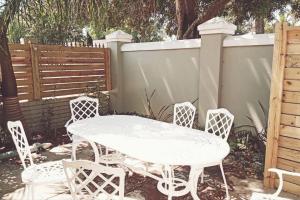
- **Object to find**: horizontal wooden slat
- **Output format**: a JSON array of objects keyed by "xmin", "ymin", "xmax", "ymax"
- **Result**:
[
  {"xmin": 41, "ymin": 81, "xmax": 105, "ymax": 91},
  {"xmin": 280, "ymin": 125, "xmax": 300, "ymax": 139},
  {"xmin": 17, "ymin": 86, "xmax": 33, "ymax": 93},
  {"xmin": 284, "ymin": 174, "xmax": 300, "ymax": 186},
  {"xmin": 11, "ymin": 57, "xmax": 31, "ymax": 62},
  {"xmin": 39, "ymin": 64, "xmax": 105, "ymax": 71},
  {"xmin": 281, "ymin": 102, "xmax": 300, "ymax": 115},
  {"xmin": 283, "ymin": 80, "xmax": 300, "ymax": 91},
  {"xmin": 278, "ymin": 136, "xmax": 300, "ymax": 151},
  {"xmin": 278, "ymin": 147, "xmax": 300, "ymax": 163},
  {"xmin": 287, "ymin": 43, "xmax": 300, "ymax": 55},
  {"xmin": 277, "ymin": 158, "xmax": 300, "ymax": 172},
  {"xmin": 286, "ymin": 55, "xmax": 300, "ymax": 68},
  {"xmin": 275, "ymin": 179, "xmax": 300, "ymax": 196},
  {"xmin": 10, "ymin": 51, "xmax": 30, "ymax": 57},
  {"xmin": 284, "ymin": 68, "xmax": 300, "ymax": 79},
  {"xmin": 38, "ymin": 45, "xmax": 105, "ymax": 52},
  {"xmin": 40, "ymin": 51, "xmax": 104, "ymax": 58},
  {"xmin": 15, "ymin": 72, "xmax": 32, "ymax": 79},
  {"xmin": 41, "ymin": 76, "xmax": 105, "ymax": 84},
  {"xmin": 41, "ymin": 88, "xmax": 88, "ymax": 97},
  {"xmin": 16, "ymin": 79, "xmax": 33, "ymax": 86},
  {"xmin": 281, "ymin": 114, "xmax": 300, "ymax": 127},
  {"xmin": 39, "ymin": 58, "xmax": 104, "ymax": 64},
  {"xmin": 9, "ymin": 44, "xmax": 30, "ymax": 50},
  {"xmin": 287, "ymin": 30, "xmax": 300, "ymax": 44},
  {"xmin": 282, "ymin": 91, "xmax": 300, "ymax": 103},
  {"xmin": 18, "ymin": 93, "xmax": 33, "ymax": 100},
  {"xmin": 12, "ymin": 66, "xmax": 32, "ymax": 72},
  {"xmin": 40, "ymin": 70, "xmax": 104, "ymax": 77},
  {"xmin": 11, "ymin": 59, "xmax": 31, "ymax": 65}
]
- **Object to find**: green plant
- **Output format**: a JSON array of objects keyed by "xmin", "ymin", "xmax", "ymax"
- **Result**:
[
  {"xmin": 85, "ymin": 81, "xmax": 110, "ymax": 115},
  {"xmin": 0, "ymin": 125, "xmax": 13, "ymax": 149},
  {"xmin": 144, "ymin": 89, "xmax": 198, "ymax": 122},
  {"xmin": 227, "ymin": 101, "xmax": 269, "ymax": 179}
]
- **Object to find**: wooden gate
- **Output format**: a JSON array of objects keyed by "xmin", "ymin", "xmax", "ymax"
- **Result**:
[{"xmin": 264, "ymin": 23, "xmax": 300, "ymax": 195}]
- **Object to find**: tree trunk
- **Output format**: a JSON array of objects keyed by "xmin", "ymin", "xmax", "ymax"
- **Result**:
[
  {"xmin": 176, "ymin": 0, "xmax": 185, "ymax": 39},
  {"xmin": 176, "ymin": 0, "xmax": 197, "ymax": 39},
  {"xmin": 0, "ymin": 31, "xmax": 17, "ymax": 97},
  {"xmin": 255, "ymin": 16, "xmax": 265, "ymax": 34},
  {"xmin": 0, "ymin": 31, "xmax": 26, "ymax": 132},
  {"xmin": 180, "ymin": 0, "xmax": 231, "ymax": 39},
  {"xmin": 0, "ymin": 0, "xmax": 27, "ymax": 137}
]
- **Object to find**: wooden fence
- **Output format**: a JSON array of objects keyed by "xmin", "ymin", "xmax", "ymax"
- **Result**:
[
  {"xmin": 0, "ymin": 43, "xmax": 111, "ymax": 133},
  {"xmin": 264, "ymin": 23, "xmax": 300, "ymax": 195},
  {"xmin": 0, "ymin": 43, "xmax": 111, "ymax": 101}
]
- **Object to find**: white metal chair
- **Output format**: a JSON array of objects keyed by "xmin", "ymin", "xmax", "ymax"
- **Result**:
[
  {"xmin": 154, "ymin": 102, "xmax": 196, "ymax": 199},
  {"xmin": 65, "ymin": 96, "xmax": 123, "ymax": 165},
  {"xmin": 251, "ymin": 168, "xmax": 300, "ymax": 200},
  {"xmin": 173, "ymin": 102, "xmax": 196, "ymax": 128},
  {"xmin": 65, "ymin": 96, "xmax": 100, "ymax": 140},
  {"xmin": 201, "ymin": 108, "xmax": 234, "ymax": 199},
  {"xmin": 7, "ymin": 120, "xmax": 66, "ymax": 200},
  {"xmin": 63, "ymin": 159, "xmax": 137, "ymax": 200}
]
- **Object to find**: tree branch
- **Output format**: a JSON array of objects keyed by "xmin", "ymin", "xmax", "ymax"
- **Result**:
[{"xmin": 182, "ymin": 0, "xmax": 231, "ymax": 39}]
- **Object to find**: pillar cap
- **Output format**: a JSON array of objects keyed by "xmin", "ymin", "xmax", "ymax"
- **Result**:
[
  {"xmin": 197, "ymin": 17, "xmax": 237, "ymax": 35},
  {"xmin": 105, "ymin": 30, "xmax": 132, "ymax": 42}
]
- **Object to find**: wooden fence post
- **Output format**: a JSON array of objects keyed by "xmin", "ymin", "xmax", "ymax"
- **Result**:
[
  {"xmin": 264, "ymin": 22, "xmax": 287, "ymax": 188},
  {"xmin": 29, "ymin": 43, "xmax": 41, "ymax": 100}
]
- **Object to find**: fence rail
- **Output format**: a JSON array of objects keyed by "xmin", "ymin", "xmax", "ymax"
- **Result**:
[{"xmin": 0, "ymin": 43, "xmax": 111, "ymax": 101}]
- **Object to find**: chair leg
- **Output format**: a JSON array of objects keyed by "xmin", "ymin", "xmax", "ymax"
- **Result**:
[
  {"xmin": 31, "ymin": 185, "xmax": 35, "ymax": 200},
  {"xmin": 220, "ymin": 163, "xmax": 229, "ymax": 200},
  {"xmin": 71, "ymin": 141, "xmax": 77, "ymax": 161},
  {"xmin": 24, "ymin": 184, "xmax": 29, "ymax": 200},
  {"xmin": 201, "ymin": 169, "xmax": 204, "ymax": 183},
  {"xmin": 26, "ymin": 184, "xmax": 34, "ymax": 200}
]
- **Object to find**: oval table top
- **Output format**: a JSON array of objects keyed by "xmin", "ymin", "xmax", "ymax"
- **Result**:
[{"xmin": 67, "ymin": 115, "xmax": 230, "ymax": 166}]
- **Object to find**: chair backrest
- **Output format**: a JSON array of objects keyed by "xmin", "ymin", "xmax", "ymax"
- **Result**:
[
  {"xmin": 173, "ymin": 102, "xmax": 196, "ymax": 128},
  {"xmin": 204, "ymin": 108, "xmax": 234, "ymax": 141},
  {"xmin": 69, "ymin": 96, "xmax": 99, "ymax": 122},
  {"xmin": 63, "ymin": 160, "xmax": 125, "ymax": 200},
  {"xmin": 7, "ymin": 120, "xmax": 33, "ymax": 169}
]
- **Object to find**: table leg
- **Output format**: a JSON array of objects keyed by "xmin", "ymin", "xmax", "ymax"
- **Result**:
[{"xmin": 189, "ymin": 166, "xmax": 203, "ymax": 200}]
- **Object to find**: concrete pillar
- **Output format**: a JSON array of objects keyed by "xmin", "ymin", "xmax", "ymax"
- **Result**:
[
  {"xmin": 197, "ymin": 17, "xmax": 236, "ymax": 127},
  {"xmin": 105, "ymin": 30, "xmax": 132, "ymax": 112}
]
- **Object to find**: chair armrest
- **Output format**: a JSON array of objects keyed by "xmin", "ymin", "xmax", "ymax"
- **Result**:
[
  {"xmin": 64, "ymin": 119, "xmax": 73, "ymax": 140},
  {"xmin": 64, "ymin": 119, "xmax": 73, "ymax": 128},
  {"xmin": 268, "ymin": 168, "xmax": 300, "ymax": 197},
  {"xmin": 269, "ymin": 168, "xmax": 300, "ymax": 177}
]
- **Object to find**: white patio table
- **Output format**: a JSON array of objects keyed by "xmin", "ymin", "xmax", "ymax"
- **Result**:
[{"xmin": 67, "ymin": 115, "xmax": 230, "ymax": 200}]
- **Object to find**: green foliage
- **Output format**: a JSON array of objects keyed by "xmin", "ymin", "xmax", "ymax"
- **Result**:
[
  {"xmin": 7, "ymin": 19, "xmax": 26, "ymax": 43},
  {"xmin": 228, "ymin": 125, "xmax": 265, "ymax": 178},
  {"xmin": 8, "ymin": 0, "xmax": 87, "ymax": 44}
]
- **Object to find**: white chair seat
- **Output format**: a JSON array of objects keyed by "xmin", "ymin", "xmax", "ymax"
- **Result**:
[
  {"xmin": 22, "ymin": 160, "xmax": 67, "ymax": 184},
  {"xmin": 251, "ymin": 193, "xmax": 292, "ymax": 200}
]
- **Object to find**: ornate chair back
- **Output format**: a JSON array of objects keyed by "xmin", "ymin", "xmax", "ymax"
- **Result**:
[
  {"xmin": 204, "ymin": 108, "xmax": 234, "ymax": 141},
  {"xmin": 69, "ymin": 96, "xmax": 99, "ymax": 122},
  {"xmin": 173, "ymin": 102, "xmax": 196, "ymax": 128},
  {"xmin": 63, "ymin": 160, "xmax": 125, "ymax": 200},
  {"xmin": 7, "ymin": 120, "xmax": 34, "ymax": 169}
]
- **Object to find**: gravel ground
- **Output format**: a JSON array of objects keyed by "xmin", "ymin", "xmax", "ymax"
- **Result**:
[{"xmin": 0, "ymin": 143, "xmax": 298, "ymax": 200}]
